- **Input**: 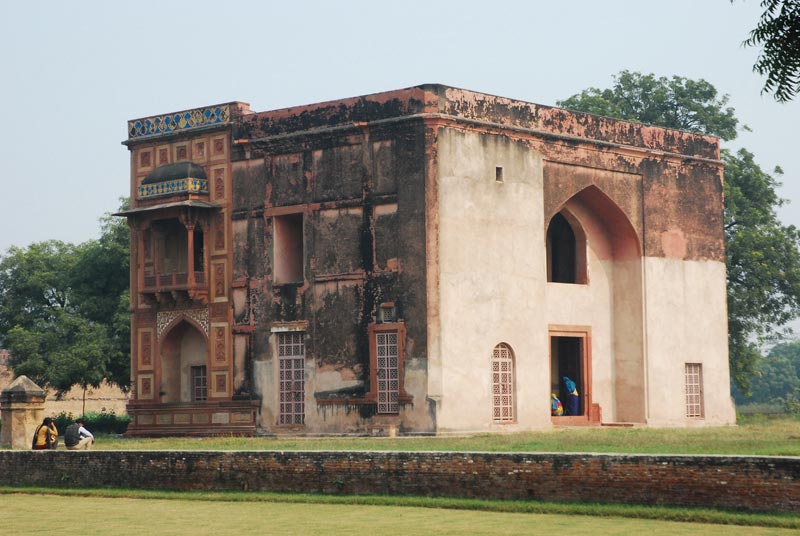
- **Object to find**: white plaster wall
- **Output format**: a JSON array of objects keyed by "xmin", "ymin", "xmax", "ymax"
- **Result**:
[
  {"xmin": 612, "ymin": 257, "xmax": 646, "ymax": 423},
  {"xmin": 643, "ymin": 257, "xmax": 736, "ymax": 426},
  {"xmin": 434, "ymin": 128, "xmax": 550, "ymax": 432}
]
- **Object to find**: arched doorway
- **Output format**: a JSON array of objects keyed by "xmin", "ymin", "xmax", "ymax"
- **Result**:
[
  {"xmin": 546, "ymin": 185, "xmax": 644, "ymax": 423},
  {"xmin": 160, "ymin": 320, "xmax": 208, "ymax": 403}
]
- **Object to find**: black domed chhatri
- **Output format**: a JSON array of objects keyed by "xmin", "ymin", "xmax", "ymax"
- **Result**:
[{"xmin": 142, "ymin": 162, "xmax": 207, "ymax": 185}]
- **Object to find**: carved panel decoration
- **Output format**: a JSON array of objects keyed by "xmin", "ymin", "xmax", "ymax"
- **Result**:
[
  {"xmin": 211, "ymin": 166, "xmax": 226, "ymax": 201},
  {"xmin": 211, "ymin": 134, "xmax": 227, "ymax": 161},
  {"xmin": 193, "ymin": 138, "xmax": 208, "ymax": 163},
  {"xmin": 212, "ymin": 261, "xmax": 227, "ymax": 302},
  {"xmin": 139, "ymin": 150, "xmax": 152, "ymax": 170},
  {"xmin": 158, "ymin": 146, "xmax": 169, "ymax": 165},
  {"xmin": 212, "ymin": 322, "xmax": 229, "ymax": 365},
  {"xmin": 211, "ymin": 371, "xmax": 228, "ymax": 398},
  {"xmin": 176, "ymin": 144, "xmax": 188, "ymax": 161},
  {"xmin": 210, "ymin": 302, "xmax": 228, "ymax": 320},
  {"xmin": 138, "ymin": 328, "xmax": 154, "ymax": 370},
  {"xmin": 137, "ymin": 374, "xmax": 154, "ymax": 400},
  {"xmin": 157, "ymin": 308, "xmax": 209, "ymax": 337},
  {"xmin": 213, "ymin": 211, "xmax": 226, "ymax": 253}
]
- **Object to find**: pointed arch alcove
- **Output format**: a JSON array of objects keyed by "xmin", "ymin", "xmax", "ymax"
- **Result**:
[
  {"xmin": 546, "ymin": 184, "xmax": 645, "ymax": 424},
  {"xmin": 160, "ymin": 320, "xmax": 208, "ymax": 403}
]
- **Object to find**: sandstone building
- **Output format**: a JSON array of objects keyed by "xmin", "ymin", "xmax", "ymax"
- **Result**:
[{"xmin": 118, "ymin": 85, "xmax": 736, "ymax": 435}]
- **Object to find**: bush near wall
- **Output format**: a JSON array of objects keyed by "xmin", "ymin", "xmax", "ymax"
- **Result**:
[{"xmin": 52, "ymin": 410, "xmax": 130, "ymax": 435}]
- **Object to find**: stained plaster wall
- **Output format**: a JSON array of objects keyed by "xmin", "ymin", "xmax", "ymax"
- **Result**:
[
  {"xmin": 231, "ymin": 122, "xmax": 433, "ymax": 433},
  {"xmin": 643, "ymin": 258, "xmax": 735, "ymax": 426},
  {"xmin": 434, "ymin": 126, "xmax": 729, "ymax": 431},
  {"xmin": 639, "ymin": 160, "xmax": 734, "ymax": 426},
  {"xmin": 434, "ymin": 127, "xmax": 549, "ymax": 432}
]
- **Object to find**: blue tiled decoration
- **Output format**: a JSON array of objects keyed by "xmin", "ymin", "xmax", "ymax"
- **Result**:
[
  {"xmin": 138, "ymin": 178, "xmax": 209, "ymax": 199},
  {"xmin": 129, "ymin": 105, "xmax": 231, "ymax": 139}
]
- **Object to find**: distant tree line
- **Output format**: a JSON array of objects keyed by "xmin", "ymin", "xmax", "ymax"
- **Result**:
[{"xmin": 0, "ymin": 200, "xmax": 130, "ymax": 396}]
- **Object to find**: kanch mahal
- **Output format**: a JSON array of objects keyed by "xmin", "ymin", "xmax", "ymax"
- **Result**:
[{"xmin": 117, "ymin": 85, "xmax": 736, "ymax": 436}]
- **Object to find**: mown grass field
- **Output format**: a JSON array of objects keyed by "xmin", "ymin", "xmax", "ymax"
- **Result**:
[
  {"xmin": 1, "ymin": 490, "xmax": 798, "ymax": 535},
  {"xmin": 89, "ymin": 414, "xmax": 800, "ymax": 455}
]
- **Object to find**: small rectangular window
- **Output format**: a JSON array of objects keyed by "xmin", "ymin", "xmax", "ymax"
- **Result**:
[
  {"xmin": 274, "ymin": 213, "xmax": 304, "ymax": 284},
  {"xmin": 378, "ymin": 303, "xmax": 397, "ymax": 324},
  {"xmin": 685, "ymin": 363, "xmax": 704, "ymax": 418},
  {"xmin": 495, "ymin": 166, "xmax": 504, "ymax": 182},
  {"xmin": 191, "ymin": 366, "xmax": 207, "ymax": 401}
]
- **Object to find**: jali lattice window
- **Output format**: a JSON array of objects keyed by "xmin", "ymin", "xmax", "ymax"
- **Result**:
[
  {"xmin": 376, "ymin": 331, "xmax": 400, "ymax": 414},
  {"xmin": 685, "ymin": 363, "xmax": 704, "ymax": 418},
  {"xmin": 191, "ymin": 365, "xmax": 207, "ymax": 402},
  {"xmin": 492, "ymin": 343, "xmax": 515, "ymax": 423},
  {"xmin": 278, "ymin": 332, "xmax": 305, "ymax": 425}
]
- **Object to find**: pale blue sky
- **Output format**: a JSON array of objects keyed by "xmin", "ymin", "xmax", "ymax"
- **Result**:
[{"xmin": 0, "ymin": 0, "xmax": 796, "ymax": 254}]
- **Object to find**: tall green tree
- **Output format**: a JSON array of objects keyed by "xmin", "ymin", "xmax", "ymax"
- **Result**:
[
  {"xmin": 558, "ymin": 71, "xmax": 800, "ymax": 392},
  {"xmin": 0, "ymin": 201, "xmax": 131, "ymax": 393},
  {"xmin": 743, "ymin": 0, "xmax": 800, "ymax": 102}
]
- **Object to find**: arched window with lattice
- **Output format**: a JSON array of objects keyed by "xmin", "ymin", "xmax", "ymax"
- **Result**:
[{"xmin": 491, "ymin": 343, "xmax": 515, "ymax": 423}]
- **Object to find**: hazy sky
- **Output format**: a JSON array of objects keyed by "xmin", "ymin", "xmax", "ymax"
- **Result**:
[{"xmin": 0, "ymin": 1, "xmax": 797, "ymax": 254}]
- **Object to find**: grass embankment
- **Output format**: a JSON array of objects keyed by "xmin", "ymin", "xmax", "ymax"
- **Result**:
[
  {"xmin": 1, "ymin": 488, "xmax": 798, "ymax": 533},
  {"xmin": 90, "ymin": 414, "xmax": 800, "ymax": 455}
]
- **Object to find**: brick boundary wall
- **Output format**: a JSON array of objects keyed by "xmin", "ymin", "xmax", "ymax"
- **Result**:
[{"xmin": 0, "ymin": 451, "xmax": 797, "ymax": 513}]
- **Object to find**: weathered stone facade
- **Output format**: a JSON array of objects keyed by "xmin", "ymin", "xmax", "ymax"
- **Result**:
[{"xmin": 119, "ymin": 85, "xmax": 735, "ymax": 436}]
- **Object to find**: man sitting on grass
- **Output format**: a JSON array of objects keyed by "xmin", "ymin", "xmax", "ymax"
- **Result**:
[{"xmin": 64, "ymin": 418, "xmax": 94, "ymax": 450}]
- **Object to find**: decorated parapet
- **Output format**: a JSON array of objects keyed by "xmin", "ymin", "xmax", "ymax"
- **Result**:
[
  {"xmin": 138, "ymin": 177, "xmax": 209, "ymax": 199},
  {"xmin": 128, "ymin": 104, "xmax": 232, "ymax": 140}
]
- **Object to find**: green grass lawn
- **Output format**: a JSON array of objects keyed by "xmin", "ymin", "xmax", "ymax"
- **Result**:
[
  {"xmin": 87, "ymin": 414, "xmax": 800, "ymax": 456},
  {"xmin": 2, "ymin": 491, "xmax": 798, "ymax": 535}
]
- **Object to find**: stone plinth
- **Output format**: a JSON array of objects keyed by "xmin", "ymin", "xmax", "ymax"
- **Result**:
[{"xmin": 0, "ymin": 376, "xmax": 46, "ymax": 449}]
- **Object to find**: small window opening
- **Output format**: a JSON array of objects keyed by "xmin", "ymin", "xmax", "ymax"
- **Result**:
[
  {"xmin": 274, "ymin": 213, "xmax": 304, "ymax": 284},
  {"xmin": 495, "ymin": 166, "xmax": 504, "ymax": 182},
  {"xmin": 547, "ymin": 213, "xmax": 577, "ymax": 283},
  {"xmin": 685, "ymin": 363, "xmax": 704, "ymax": 418},
  {"xmin": 156, "ymin": 219, "xmax": 188, "ymax": 275},
  {"xmin": 378, "ymin": 302, "xmax": 397, "ymax": 324},
  {"xmin": 191, "ymin": 365, "xmax": 207, "ymax": 401},
  {"xmin": 193, "ymin": 229, "xmax": 204, "ymax": 273},
  {"xmin": 550, "ymin": 336, "xmax": 584, "ymax": 416}
]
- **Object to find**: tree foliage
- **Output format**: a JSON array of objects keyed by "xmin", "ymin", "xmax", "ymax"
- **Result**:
[
  {"xmin": 0, "ymin": 201, "xmax": 130, "ymax": 393},
  {"xmin": 724, "ymin": 150, "xmax": 800, "ymax": 388},
  {"xmin": 733, "ymin": 340, "xmax": 800, "ymax": 404},
  {"xmin": 557, "ymin": 71, "xmax": 739, "ymax": 141},
  {"xmin": 744, "ymin": 0, "xmax": 800, "ymax": 102},
  {"xmin": 558, "ymin": 72, "xmax": 800, "ymax": 392}
]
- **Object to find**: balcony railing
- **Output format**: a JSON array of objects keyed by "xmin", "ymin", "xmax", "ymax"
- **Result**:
[{"xmin": 142, "ymin": 271, "xmax": 206, "ymax": 292}]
